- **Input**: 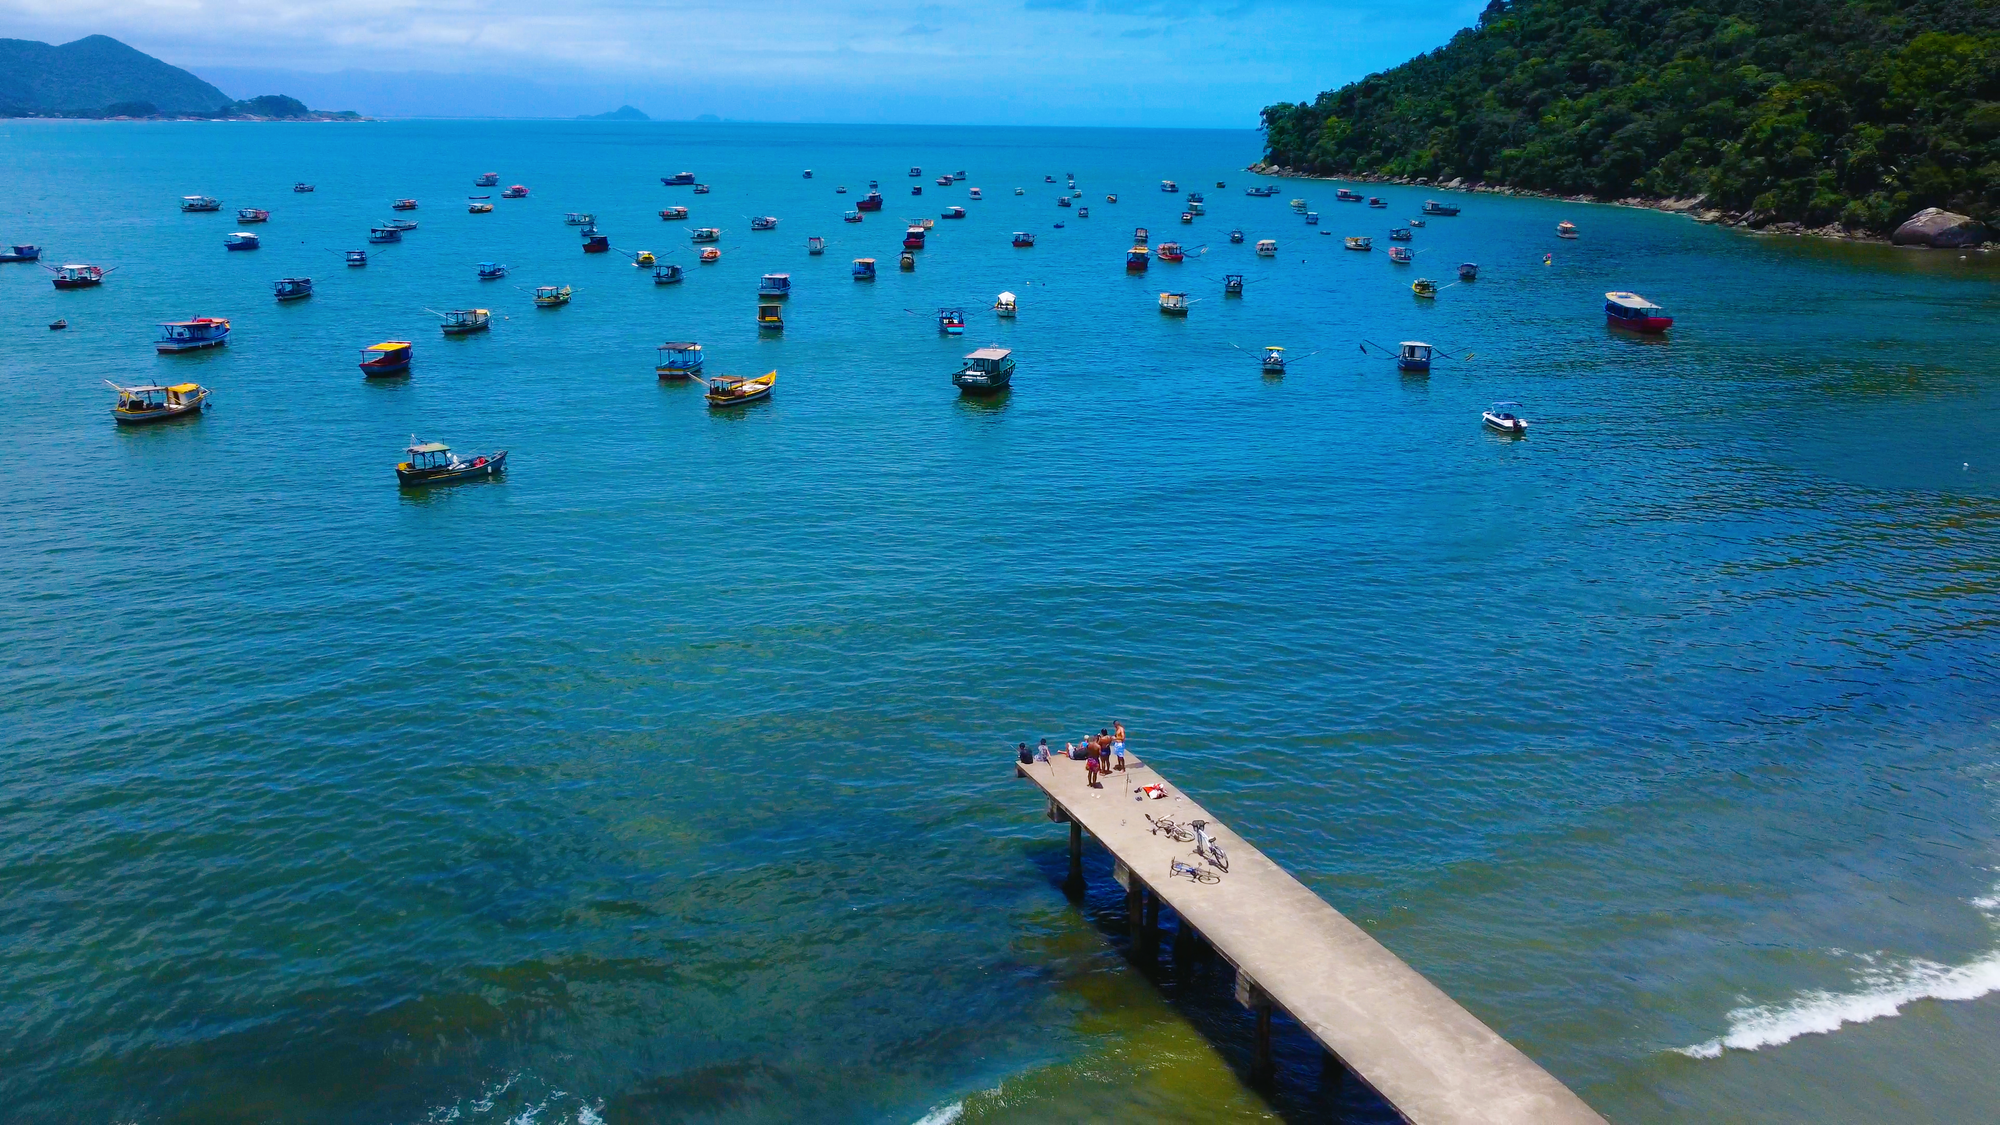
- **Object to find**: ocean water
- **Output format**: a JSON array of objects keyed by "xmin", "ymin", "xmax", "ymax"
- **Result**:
[{"xmin": 3, "ymin": 119, "xmax": 1999, "ymax": 1124}]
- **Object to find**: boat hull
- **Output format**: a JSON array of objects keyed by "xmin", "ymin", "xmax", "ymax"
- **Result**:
[
  {"xmin": 707, "ymin": 385, "xmax": 772, "ymax": 408},
  {"xmin": 52, "ymin": 278, "xmax": 102, "ymax": 289},
  {"xmin": 156, "ymin": 336, "xmax": 228, "ymax": 354},
  {"xmin": 1607, "ymin": 313, "xmax": 1673, "ymax": 333},
  {"xmin": 1483, "ymin": 414, "xmax": 1527, "ymax": 434},
  {"xmin": 1397, "ymin": 359, "xmax": 1431, "ymax": 373},
  {"xmin": 113, "ymin": 397, "xmax": 207, "ymax": 424},
  {"xmin": 442, "ymin": 322, "xmax": 490, "ymax": 335},
  {"xmin": 954, "ymin": 370, "xmax": 1012, "ymax": 394},
  {"xmin": 398, "ymin": 450, "xmax": 506, "ymax": 486}
]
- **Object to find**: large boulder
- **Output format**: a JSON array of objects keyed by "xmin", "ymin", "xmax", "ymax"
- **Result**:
[{"xmin": 1892, "ymin": 207, "xmax": 1989, "ymax": 248}]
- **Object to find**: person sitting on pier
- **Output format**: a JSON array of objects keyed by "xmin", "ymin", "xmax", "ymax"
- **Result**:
[
  {"xmin": 1017, "ymin": 742, "xmax": 1034, "ymax": 765},
  {"xmin": 1036, "ymin": 738, "xmax": 1050, "ymax": 762}
]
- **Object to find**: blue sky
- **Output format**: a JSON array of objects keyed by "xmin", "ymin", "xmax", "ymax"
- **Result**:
[{"xmin": 3, "ymin": 0, "xmax": 1487, "ymax": 123}]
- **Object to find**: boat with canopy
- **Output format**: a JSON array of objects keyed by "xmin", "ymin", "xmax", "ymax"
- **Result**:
[
  {"xmin": 108, "ymin": 381, "xmax": 208, "ymax": 423},
  {"xmin": 953, "ymin": 347, "xmax": 1014, "ymax": 394},
  {"xmin": 155, "ymin": 317, "xmax": 230, "ymax": 352},
  {"xmin": 397, "ymin": 439, "xmax": 506, "ymax": 486},
  {"xmin": 1605, "ymin": 291, "xmax": 1672, "ymax": 333},
  {"xmin": 360, "ymin": 341, "xmax": 413, "ymax": 375},
  {"xmin": 656, "ymin": 342, "xmax": 703, "ymax": 380},
  {"xmin": 700, "ymin": 372, "xmax": 775, "ymax": 408}
]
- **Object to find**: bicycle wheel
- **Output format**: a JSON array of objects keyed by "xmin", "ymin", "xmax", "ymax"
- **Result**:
[{"xmin": 1196, "ymin": 868, "xmax": 1220, "ymax": 885}]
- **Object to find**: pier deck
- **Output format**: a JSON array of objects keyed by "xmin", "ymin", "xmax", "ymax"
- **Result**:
[{"xmin": 1019, "ymin": 751, "xmax": 1605, "ymax": 1125}]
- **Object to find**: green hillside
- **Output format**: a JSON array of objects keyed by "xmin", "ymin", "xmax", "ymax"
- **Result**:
[
  {"xmin": 0, "ymin": 35, "xmax": 232, "ymax": 114},
  {"xmin": 1259, "ymin": 0, "xmax": 1999, "ymax": 232}
]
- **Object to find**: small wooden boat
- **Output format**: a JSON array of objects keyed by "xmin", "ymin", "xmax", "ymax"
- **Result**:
[
  {"xmin": 905, "ymin": 226, "xmax": 928, "ymax": 249},
  {"xmin": 1015, "ymin": 187, "xmax": 1025, "ymax": 195},
  {"xmin": 1227, "ymin": 229, "xmax": 1244, "ymax": 244},
  {"xmin": 836, "ymin": 185, "xmax": 848, "ymax": 193},
  {"xmin": 937, "ymin": 308, "xmax": 965, "ymax": 335},
  {"xmin": 1335, "ymin": 188, "xmax": 1361, "ymax": 202},
  {"xmin": 476, "ymin": 173, "xmax": 500, "ymax": 187},
  {"xmin": 1304, "ymin": 211, "xmax": 1319, "ymax": 225},
  {"xmin": 911, "ymin": 185, "xmax": 923, "ymax": 196},
  {"xmin": 704, "ymin": 371, "xmax": 774, "ymax": 408},
  {"xmin": 0, "ymin": 244, "xmax": 41, "ymax": 262},
  {"xmin": 565, "ymin": 213, "xmax": 595, "ymax": 226},
  {"xmin": 1012, "ymin": 231, "xmax": 1035, "ymax": 247},
  {"xmin": 750, "ymin": 216, "xmax": 778, "ymax": 231},
  {"xmin": 701, "ymin": 247, "xmax": 722, "ymax": 263},
  {"xmin": 758, "ymin": 303, "xmax": 784, "ymax": 331},
  {"xmin": 859, "ymin": 191, "xmax": 884, "ymax": 211},
  {"xmin": 1261, "ymin": 346, "xmax": 1285, "ymax": 375},
  {"xmin": 1345, "ymin": 236, "xmax": 1372, "ymax": 251},
  {"xmin": 1224, "ymin": 274, "xmax": 1243, "ymax": 296},
  {"xmin": 1412, "ymin": 278, "xmax": 1438, "ymax": 298},
  {"xmin": 1180, "ymin": 211, "xmax": 1193, "ymax": 223},
  {"xmin": 368, "ymin": 227, "xmax": 401, "ymax": 243},
  {"xmin": 225, "ymin": 232, "xmax": 260, "ymax": 250},
  {"xmin": 1106, "ymin": 193, "xmax": 1118, "ymax": 203},
  {"xmin": 360, "ymin": 340, "xmax": 412, "ymax": 375},
  {"xmin": 273, "ymin": 277, "xmax": 313, "ymax": 301},
  {"xmin": 657, "ymin": 342, "xmax": 703, "ymax": 379},
  {"xmin": 501, "ymin": 185, "xmax": 529, "ymax": 198},
  {"xmin": 440, "ymin": 308, "xmax": 490, "ymax": 334},
  {"xmin": 180, "ymin": 195, "xmax": 221, "ymax": 212},
  {"xmin": 1155, "ymin": 242, "xmax": 1184, "ymax": 262},
  {"xmin": 808, "ymin": 236, "xmax": 826, "ymax": 255},
  {"xmin": 108, "ymin": 381, "xmax": 208, "ymax": 423},
  {"xmin": 398, "ymin": 440, "xmax": 506, "ymax": 486},
  {"xmin": 631, "ymin": 250, "xmax": 655, "ymax": 266},
  {"xmin": 1078, "ymin": 206, "xmax": 1089, "ymax": 218},
  {"xmin": 1389, "ymin": 246, "xmax": 1413, "ymax": 264},
  {"xmin": 1389, "ymin": 227, "xmax": 1412, "ymax": 241},
  {"xmin": 1483, "ymin": 402, "xmax": 1528, "ymax": 434},
  {"xmin": 936, "ymin": 175, "xmax": 953, "ymax": 186},
  {"xmin": 853, "ymin": 257, "xmax": 876, "ymax": 279},
  {"xmin": 943, "ymin": 206, "xmax": 966, "ymax": 219},
  {"xmin": 691, "ymin": 227, "xmax": 721, "ymax": 243},
  {"xmin": 478, "ymin": 262, "xmax": 509, "ymax": 279},
  {"xmin": 953, "ymin": 346, "xmax": 1014, "ymax": 394},
  {"xmin": 1060, "ymin": 196, "xmax": 1074, "ymax": 209},
  {"xmin": 1158, "ymin": 292, "xmax": 1189, "ymax": 316},
  {"xmin": 48, "ymin": 319, "xmax": 65, "ymax": 330},
  {"xmin": 660, "ymin": 206, "xmax": 689, "ymax": 220},
  {"xmin": 1396, "ymin": 341, "xmax": 1433, "ymax": 373},
  {"xmin": 1046, "ymin": 175, "xmax": 1056, "ymax": 183},
  {"xmin": 1458, "ymin": 262, "xmax": 1478, "ymax": 281},
  {"xmin": 994, "ymin": 291, "xmax": 1017, "ymax": 317},
  {"xmin": 899, "ymin": 251, "xmax": 915, "ymax": 271},
  {"xmin": 384, "ymin": 218, "xmax": 418, "ymax": 231},
  {"xmin": 346, "ymin": 250, "xmax": 368, "ymax": 267},
  {"xmin": 1188, "ymin": 201, "xmax": 1204, "ymax": 215},
  {"xmin": 954, "ymin": 171, "xmax": 967, "ymax": 181},
  {"xmin": 534, "ymin": 285, "xmax": 572, "ymax": 307},
  {"xmin": 662, "ymin": 172, "xmax": 696, "ymax": 186},
  {"xmin": 910, "ymin": 167, "xmax": 922, "ymax": 177},
  {"xmin": 759, "ymin": 273, "xmax": 791, "ymax": 297},
  {"xmin": 582, "ymin": 234, "xmax": 610, "ymax": 253},
  {"xmin": 844, "ymin": 210, "xmax": 863, "ymax": 223},
  {"xmin": 1160, "ymin": 179, "xmax": 1177, "ymax": 192},
  {"xmin": 1256, "ymin": 239, "xmax": 1277, "ymax": 257},
  {"xmin": 693, "ymin": 184, "xmax": 710, "ymax": 194},
  {"xmin": 1605, "ymin": 292, "xmax": 1672, "ymax": 333},
  {"xmin": 156, "ymin": 317, "xmax": 230, "ymax": 352},
  {"xmin": 969, "ymin": 188, "xmax": 983, "ymax": 200},
  {"xmin": 803, "ymin": 169, "xmax": 813, "ymax": 179},
  {"xmin": 294, "ymin": 182, "xmax": 315, "ymax": 192},
  {"xmin": 1369, "ymin": 197, "xmax": 1386, "ymax": 208},
  {"xmin": 1557, "ymin": 220, "xmax": 1578, "ymax": 238},
  {"xmin": 653, "ymin": 263, "xmax": 684, "ymax": 284},
  {"xmin": 469, "ymin": 202, "xmax": 494, "ymax": 213},
  {"xmin": 1421, "ymin": 200, "xmax": 1460, "ymax": 216},
  {"xmin": 393, "ymin": 199, "xmax": 418, "ymax": 211},
  {"xmin": 237, "ymin": 207, "xmax": 270, "ymax": 223},
  {"xmin": 1290, "ymin": 198, "xmax": 1308, "ymax": 212},
  {"xmin": 1126, "ymin": 247, "xmax": 1149, "ymax": 272}
]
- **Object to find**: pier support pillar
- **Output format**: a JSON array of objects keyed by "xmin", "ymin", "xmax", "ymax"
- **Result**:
[
  {"xmin": 1064, "ymin": 819, "xmax": 1084, "ymax": 899},
  {"xmin": 1321, "ymin": 1049, "xmax": 1352, "ymax": 1102},
  {"xmin": 1172, "ymin": 918, "xmax": 1196, "ymax": 976},
  {"xmin": 1142, "ymin": 891, "xmax": 1161, "ymax": 961},
  {"xmin": 1236, "ymin": 970, "xmax": 1275, "ymax": 1086},
  {"xmin": 1127, "ymin": 878, "xmax": 1145, "ymax": 953}
]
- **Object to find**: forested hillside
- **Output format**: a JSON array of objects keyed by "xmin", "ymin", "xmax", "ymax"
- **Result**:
[{"xmin": 1260, "ymin": 0, "xmax": 1999, "ymax": 232}]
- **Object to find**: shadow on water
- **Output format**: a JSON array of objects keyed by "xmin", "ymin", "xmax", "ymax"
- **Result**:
[
  {"xmin": 952, "ymin": 389, "xmax": 1012, "ymax": 417},
  {"xmin": 1003, "ymin": 839, "xmax": 1402, "ymax": 1125}
]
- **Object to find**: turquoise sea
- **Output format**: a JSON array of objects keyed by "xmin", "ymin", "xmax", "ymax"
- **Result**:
[{"xmin": 3, "ymin": 119, "xmax": 2000, "ymax": 1123}]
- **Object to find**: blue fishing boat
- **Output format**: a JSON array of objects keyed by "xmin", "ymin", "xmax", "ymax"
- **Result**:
[
  {"xmin": 0, "ymin": 244, "xmax": 41, "ymax": 262},
  {"xmin": 180, "ymin": 195, "xmax": 220, "ymax": 212},
  {"xmin": 397, "ymin": 440, "xmax": 506, "ymax": 487},
  {"xmin": 1421, "ymin": 200, "xmax": 1461, "ymax": 216},
  {"xmin": 360, "ymin": 341, "xmax": 412, "ymax": 375},
  {"xmin": 1397, "ymin": 341, "xmax": 1433, "ymax": 372},
  {"xmin": 937, "ymin": 308, "xmax": 965, "ymax": 335},
  {"xmin": 477, "ymin": 262, "xmax": 509, "ymax": 279},
  {"xmin": 272, "ymin": 277, "xmax": 313, "ymax": 301},
  {"xmin": 294, "ymin": 182, "xmax": 315, "ymax": 192},
  {"xmin": 662, "ymin": 172, "xmax": 696, "ymax": 185},
  {"xmin": 757, "ymin": 303, "xmax": 783, "ymax": 331},
  {"xmin": 852, "ymin": 257, "xmax": 876, "ymax": 280},
  {"xmin": 952, "ymin": 346, "xmax": 1013, "ymax": 394},
  {"xmin": 476, "ymin": 173, "xmax": 499, "ymax": 186},
  {"xmin": 758, "ymin": 273, "xmax": 791, "ymax": 297},
  {"xmin": 750, "ymin": 216, "xmax": 778, "ymax": 231},
  {"xmin": 155, "ymin": 317, "xmax": 231, "ymax": 353},
  {"xmin": 653, "ymin": 263, "xmax": 684, "ymax": 284},
  {"xmin": 224, "ymin": 232, "xmax": 259, "ymax": 250},
  {"xmin": 346, "ymin": 250, "xmax": 367, "ymax": 267},
  {"xmin": 656, "ymin": 342, "xmax": 702, "ymax": 379},
  {"xmin": 368, "ymin": 226, "xmax": 401, "ymax": 243}
]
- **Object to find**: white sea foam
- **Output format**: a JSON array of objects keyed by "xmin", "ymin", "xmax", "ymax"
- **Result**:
[
  {"xmin": 1678, "ymin": 948, "xmax": 2000, "ymax": 1057},
  {"xmin": 912, "ymin": 1101, "xmax": 964, "ymax": 1125}
]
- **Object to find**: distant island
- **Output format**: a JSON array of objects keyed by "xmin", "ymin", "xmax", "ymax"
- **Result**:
[
  {"xmin": 0, "ymin": 35, "xmax": 360, "ymax": 119},
  {"xmin": 579, "ymin": 105, "xmax": 649, "ymax": 121},
  {"xmin": 1259, "ymin": 0, "xmax": 1996, "ymax": 239}
]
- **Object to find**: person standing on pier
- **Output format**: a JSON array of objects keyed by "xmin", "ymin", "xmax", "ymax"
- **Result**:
[
  {"xmin": 1111, "ymin": 721, "xmax": 1127, "ymax": 772},
  {"xmin": 1086, "ymin": 740, "xmax": 1103, "ymax": 787}
]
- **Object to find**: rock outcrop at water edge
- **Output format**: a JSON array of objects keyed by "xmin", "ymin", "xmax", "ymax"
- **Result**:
[{"xmin": 1891, "ymin": 208, "xmax": 1991, "ymax": 248}]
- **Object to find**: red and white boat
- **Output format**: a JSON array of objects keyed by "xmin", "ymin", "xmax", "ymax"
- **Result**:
[
  {"xmin": 1605, "ymin": 291, "xmax": 1672, "ymax": 333},
  {"xmin": 47, "ymin": 263, "xmax": 111, "ymax": 289}
]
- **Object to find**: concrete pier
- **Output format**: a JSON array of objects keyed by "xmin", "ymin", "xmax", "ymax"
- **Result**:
[{"xmin": 1020, "ymin": 751, "xmax": 1606, "ymax": 1125}]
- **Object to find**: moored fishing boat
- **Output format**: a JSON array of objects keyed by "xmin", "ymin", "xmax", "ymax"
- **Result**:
[
  {"xmin": 565, "ymin": 212, "xmax": 596, "ymax": 226},
  {"xmin": 384, "ymin": 218, "xmax": 418, "ymax": 231},
  {"xmin": 853, "ymin": 257, "xmax": 876, "ymax": 279},
  {"xmin": 808, "ymin": 236, "xmax": 825, "ymax": 254},
  {"xmin": 691, "ymin": 227, "xmax": 721, "ymax": 243},
  {"xmin": 1060, "ymin": 196, "xmax": 1073, "ymax": 209},
  {"xmin": 693, "ymin": 184, "xmax": 710, "ymax": 194},
  {"xmin": 1605, "ymin": 291, "xmax": 1672, "ymax": 333},
  {"xmin": 858, "ymin": 190, "xmax": 884, "ymax": 211},
  {"xmin": 1368, "ymin": 197, "xmax": 1386, "ymax": 208},
  {"xmin": 1256, "ymin": 239, "xmax": 1277, "ymax": 256},
  {"xmin": 393, "ymin": 198, "xmax": 418, "ymax": 211},
  {"xmin": 476, "ymin": 173, "xmax": 500, "ymax": 186},
  {"xmin": 943, "ymin": 206, "xmax": 966, "ymax": 219},
  {"xmin": 1412, "ymin": 278, "xmax": 1438, "ymax": 298},
  {"xmin": 937, "ymin": 308, "xmax": 965, "ymax": 335},
  {"xmin": 273, "ymin": 277, "xmax": 313, "ymax": 301},
  {"xmin": 1557, "ymin": 220, "xmax": 1578, "ymax": 238},
  {"xmin": 662, "ymin": 172, "xmax": 696, "ymax": 185},
  {"xmin": 968, "ymin": 187, "xmax": 982, "ymax": 200},
  {"xmin": 478, "ymin": 262, "xmax": 510, "ymax": 279},
  {"xmin": 910, "ymin": 167, "xmax": 922, "ymax": 177},
  {"xmin": 703, "ymin": 371, "xmax": 774, "ymax": 408},
  {"xmin": 1336, "ymin": 188, "xmax": 1361, "ymax": 202},
  {"xmin": 1126, "ymin": 246, "xmax": 1149, "ymax": 271},
  {"xmin": 758, "ymin": 273, "xmax": 791, "ymax": 297},
  {"xmin": 1155, "ymin": 242, "xmax": 1184, "ymax": 262},
  {"xmin": 359, "ymin": 340, "xmax": 412, "ymax": 375},
  {"xmin": 108, "ymin": 381, "xmax": 208, "ymax": 423},
  {"xmin": 757, "ymin": 303, "xmax": 784, "ymax": 331},
  {"xmin": 225, "ymin": 231, "xmax": 260, "ymax": 250},
  {"xmin": 701, "ymin": 247, "xmax": 722, "ymax": 263},
  {"xmin": 750, "ymin": 216, "xmax": 778, "ymax": 231},
  {"xmin": 1397, "ymin": 341, "xmax": 1433, "ymax": 372},
  {"xmin": 1078, "ymin": 206, "xmax": 1089, "ymax": 218},
  {"xmin": 900, "ymin": 251, "xmax": 915, "ymax": 271},
  {"xmin": 237, "ymin": 207, "xmax": 269, "ymax": 223},
  {"xmin": 1409, "ymin": 217, "xmax": 1426, "ymax": 227},
  {"xmin": 844, "ymin": 210, "xmax": 863, "ymax": 223},
  {"xmin": 1106, "ymin": 193, "xmax": 1117, "ymax": 203},
  {"xmin": 1483, "ymin": 401, "xmax": 1528, "ymax": 434},
  {"xmin": 954, "ymin": 170, "xmax": 967, "ymax": 181},
  {"xmin": 0, "ymin": 244, "xmax": 41, "ymax": 262},
  {"xmin": 1421, "ymin": 199, "xmax": 1460, "ymax": 216},
  {"xmin": 632, "ymin": 250, "xmax": 655, "ymax": 266},
  {"xmin": 653, "ymin": 262, "xmax": 684, "ymax": 284},
  {"xmin": 582, "ymin": 234, "xmax": 610, "ymax": 253},
  {"xmin": 904, "ymin": 226, "xmax": 927, "ymax": 249},
  {"xmin": 533, "ymin": 285, "xmax": 572, "ymax": 307},
  {"xmin": 1261, "ymin": 346, "xmax": 1286, "ymax": 375},
  {"xmin": 1389, "ymin": 227, "xmax": 1412, "ymax": 241},
  {"xmin": 660, "ymin": 206, "xmax": 689, "ymax": 220},
  {"xmin": 345, "ymin": 250, "xmax": 368, "ymax": 266},
  {"xmin": 294, "ymin": 182, "xmax": 315, "ymax": 192},
  {"xmin": 368, "ymin": 226, "xmax": 400, "ymax": 243},
  {"xmin": 1458, "ymin": 262, "xmax": 1478, "ymax": 281},
  {"xmin": 1345, "ymin": 236, "xmax": 1372, "ymax": 251},
  {"xmin": 440, "ymin": 308, "xmax": 490, "ymax": 334},
  {"xmin": 1012, "ymin": 231, "xmax": 1035, "ymax": 247},
  {"xmin": 1160, "ymin": 179, "xmax": 1177, "ymax": 192},
  {"xmin": 936, "ymin": 175, "xmax": 953, "ymax": 186},
  {"xmin": 1389, "ymin": 246, "xmax": 1413, "ymax": 264},
  {"xmin": 468, "ymin": 202, "xmax": 494, "ymax": 213},
  {"xmin": 180, "ymin": 195, "xmax": 220, "ymax": 212},
  {"xmin": 1158, "ymin": 291, "xmax": 1189, "ymax": 316},
  {"xmin": 1224, "ymin": 273, "xmax": 1243, "ymax": 295},
  {"xmin": 1290, "ymin": 198, "xmax": 1308, "ymax": 212},
  {"xmin": 1180, "ymin": 210, "xmax": 1193, "ymax": 223},
  {"xmin": 953, "ymin": 346, "xmax": 1014, "ymax": 394},
  {"xmin": 397, "ymin": 440, "xmax": 506, "ymax": 486},
  {"xmin": 501, "ymin": 185, "xmax": 529, "ymax": 198},
  {"xmin": 155, "ymin": 317, "xmax": 230, "ymax": 352},
  {"xmin": 656, "ymin": 341, "xmax": 702, "ymax": 379},
  {"xmin": 1133, "ymin": 226, "xmax": 1149, "ymax": 245},
  {"xmin": 994, "ymin": 291, "xmax": 1017, "ymax": 317},
  {"xmin": 803, "ymin": 169, "xmax": 813, "ymax": 179},
  {"xmin": 1304, "ymin": 211, "xmax": 1319, "ymax": 225}
]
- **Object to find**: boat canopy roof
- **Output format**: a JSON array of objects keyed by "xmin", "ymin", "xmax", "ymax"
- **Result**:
[
  {"xmin": 166, "ymin": 383, "xmax": 201, "ymax": 394},
  {"xmin": 996, "ymin": 291, "xmax": 1016, "ymax": 302},
  {"xmin": 966, "ymin": 347, "xmax": 1011, "ymax": 361},
  {"xmin": 366, "ymin": 341, "xmax": 411, "ymax": 351},
  {"xmin": 762, "ymin": 273, "xmax": 790, "ymax": 280},
  {"xmin": 409, "ymin": 441, "xmax": 451, "ymax": 454},
  {"xmin": 659, "ymin": 341, "xmax": 701, "ymax": 350},
  {"xmin": 1402, "ymin": 340, "xmax": 1432, "ymax": 349},
  {"xmin": 1605, "ymin": 291, "xmax": 1662, "ymax": 310},
  {"xmin": 1265, "ymin": 345, "xmax": 1284, "ymax": 352}
]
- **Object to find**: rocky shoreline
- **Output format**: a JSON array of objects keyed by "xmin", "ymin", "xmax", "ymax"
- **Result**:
[{"xmin": 1245, "ymin": 163, "xmax": 1991, "ymax": 249}]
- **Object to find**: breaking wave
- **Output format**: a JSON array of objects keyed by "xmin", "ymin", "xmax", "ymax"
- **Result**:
[{"xmin": 1678, "ymin": 948, "xmax": 2000, "ymax": 1058}]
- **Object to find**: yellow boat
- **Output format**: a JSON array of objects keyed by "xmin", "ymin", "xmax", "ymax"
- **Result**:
[
  {"xmin": 1412, "ymin": 278, "xmax": 1438, "ymax": 298},
  {"xmin": 533, "ymin": 285, "xmax": 572, "ymax": 307},
  {"xmin": 703, "ymin": 371, "xmax": 775, "ymax": 408},
  {"xmin": 633, "ymin": 250, "xmax": 655, "ymax": 266}
]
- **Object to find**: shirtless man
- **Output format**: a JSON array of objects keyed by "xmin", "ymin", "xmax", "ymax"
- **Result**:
[{"xmin": 1111, "ymin": 721, "xmax": 1127, "ymax": 772}]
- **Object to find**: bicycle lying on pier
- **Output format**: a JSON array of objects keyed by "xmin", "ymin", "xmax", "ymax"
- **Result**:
[
  {"xmin": 1191, "ymin": 820, "xmax": 1229, "ymax": 872},
  {"xmin": 1146, "ymin": 813, "xmax": 1195, "ymax": 842},
  {"xmin": 1169, "ymin": 858, "xmax": 1221, "ymax": 884}
]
